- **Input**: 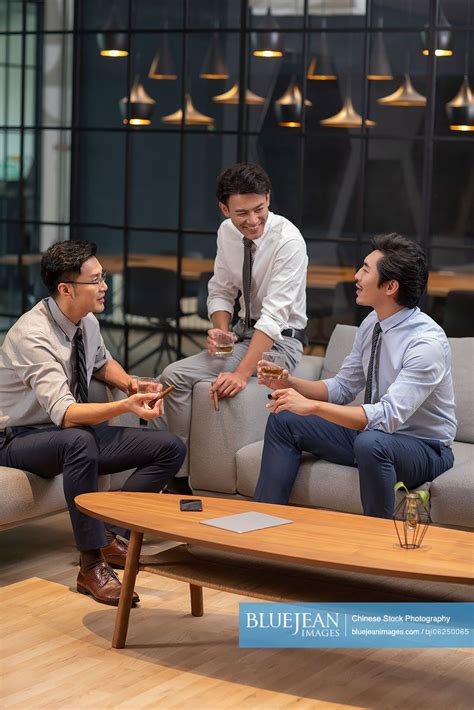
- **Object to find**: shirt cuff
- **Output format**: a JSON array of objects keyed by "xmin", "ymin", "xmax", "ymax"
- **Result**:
[
  {"xmin": 361, "ymin": 402, "xmax": 382, "ymax": 430},
  {"xmin": 253, "ymin": 314, "xmax": 284, "ymax": 342},
  {"xmin": 208, "ymin": 298, "xmax": 235, "ymax": 318},
  {"xmin": 50, "ymin": 394, "xmax": 77, "ymax": 427},
  {"xmin": 323, "ymin": 377, "xmax": 342, "ymax": 404}
]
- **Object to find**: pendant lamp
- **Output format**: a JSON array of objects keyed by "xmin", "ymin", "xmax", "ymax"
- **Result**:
[
  {"xmin": 148, "ymin": 23, "xmax": 177, "ymax": 79},
  {"xmin": 162, "ymin": 94, "xmax": 215, "ymax": 126},
  {"xmin": 422, "ymin": 3, "xmax": 453, "ymax": 57},
  {"xmin": 252, "ymin": 7, "xmax": 283, "ymax": 58},
  {"xmin": 446, "ymin": 5, "xmax": 474, "ymax": 131},
  {"xmin": 120, "ymin": 78, "xmax": 155, "ymax": 126},
  {"xmin": 212, "ymin": 83, "xmax": 265, "ymax": 105},
  {"xmin": 377, "ymin": 73, "xmax": 426, "ymax": 107},
  {"xmin": 97, "ymin": 8, "xmax": 128, "ymax": 58},
  {"xmin": 307, "ymin": 20, "xmax": 336, "ymax": 80},
  {"xmin": 368, "ymin": 18, "xmax": 393, "ymax": 80},
  {"xmin": 119, "ymin": 77, "xmax": 155, "ymax": 126},
  {"xmin": 320, "ymin": 95, "xmax": 376, "ymax": 128},
  {"xmin": 446, "ymin": 77, "xmax": 474, "ymax": 131},
  {"xmin": 275, "ymin": 76, "xmax": 312, "ymax": 128},
  {"xmin": 200, "ymin": 33, "xmax": 229, "ymax": 79}
]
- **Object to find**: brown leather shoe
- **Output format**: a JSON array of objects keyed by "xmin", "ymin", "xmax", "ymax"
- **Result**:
[
  {"xmin": 102, "ymin": 536, "xmax": 129, "ymax": 569},
  {"xmin": 77, "ymin": 560, "xmax": 139, "ymax": 607}
]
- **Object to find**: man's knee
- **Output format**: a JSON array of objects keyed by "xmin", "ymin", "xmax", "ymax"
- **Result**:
[
  {"xmin": 160, "ymin": 358, "xmax": 198, "ymax": 389},
  {"xmin": 354, "ymin": 430, "xmax": 393, "ymax": 464},
  {"xmin": 148, "ymin": 431, "xmax": 186, "ymax": 467},
  {"xmin": 63, "ymin": 427, "xmax": 99, "ymax": 460}
]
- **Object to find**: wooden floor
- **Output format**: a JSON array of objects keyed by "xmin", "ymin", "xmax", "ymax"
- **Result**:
[{"xmin": 1, "ymin": 513, "xmax": 472, "ymax": 710}]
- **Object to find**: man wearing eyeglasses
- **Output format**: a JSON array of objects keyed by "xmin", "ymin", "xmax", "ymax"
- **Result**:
[{"xmin": 0, "ymin": 240, "xmax": 185, "ymax": 607}]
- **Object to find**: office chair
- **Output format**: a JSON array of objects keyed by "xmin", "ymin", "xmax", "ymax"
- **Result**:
[
  {"xmin": 442, "ymin": 290, "xmax": 474, "ymax": 337},
  {"xmin": 125, "ymin": 266, "xmax": 183, "ymax": 374}
]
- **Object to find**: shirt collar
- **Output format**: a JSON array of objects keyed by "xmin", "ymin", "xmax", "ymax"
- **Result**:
[
  {"xmin": 46, "ymin": 297, "xmax": 82, "ymax": 342},
  {"xmin": 379, "ymin": 306, "xmax": 418, "ymax": 334}
]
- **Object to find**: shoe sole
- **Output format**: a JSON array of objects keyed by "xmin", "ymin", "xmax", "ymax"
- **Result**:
[{"xmin": 76, "ymin": 584, "xmax": 139, "ymax": 607}]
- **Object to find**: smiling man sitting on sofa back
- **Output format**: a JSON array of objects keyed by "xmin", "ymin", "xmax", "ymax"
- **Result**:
[{"xmin": 254, "ymin": 232, "xmax": 457, "ymax": 519}]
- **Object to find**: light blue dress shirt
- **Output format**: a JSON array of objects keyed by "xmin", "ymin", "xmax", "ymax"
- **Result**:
[{"xmin": 324, "ymin": 307, "xmax": 457, "ymax": 446}]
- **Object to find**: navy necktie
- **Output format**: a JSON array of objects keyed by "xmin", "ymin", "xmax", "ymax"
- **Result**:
[
  {"xmin": 364, "ymin": 322, "xmax": 382, "ymax": 405},
  {"xmin": 74, "ymin": 327, "xmax": 89, "ymax": 403},
  {"xmin": 242, "ymin": 238, "xmax": 254, "ymax": 330}
]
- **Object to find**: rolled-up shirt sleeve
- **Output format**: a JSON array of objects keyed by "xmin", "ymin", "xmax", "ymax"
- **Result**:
[
  {"xmin": 207, "ymin": 237, "xmax": 239, "ymax": 318},
  {"xmin": 255, "ymin": 238, "xmax": 308, "ymax": 341},
  {"xmin": 362, "ymin": 338, "xmax": 447, "ymax": 433},
  {"xmin": 92, "ymin": 327, "xmax": 113, "ymax": 372},
  {"xmin": 8, "ymin": 332, "xmax": 76, "ymax": 426}
]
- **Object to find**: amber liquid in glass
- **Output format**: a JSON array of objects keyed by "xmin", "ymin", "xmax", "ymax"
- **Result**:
[
  {"xmin": 261, "ymin": 364, "xmax": 284, "ymax": 378},
  {"xmin": 215, "ymin": 345, "xmax": 233, "ymax": 357}
]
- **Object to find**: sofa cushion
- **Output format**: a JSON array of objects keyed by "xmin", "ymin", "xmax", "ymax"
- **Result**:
[
  {"xmin": 449, "ymin": 338, "xmax": 474, "ymax": 444},
  {"xmin": 430, "ymin": 441, "xmax": 474, "ymax": 527},
  {"xmin": 320, "ymin": 324, "xmax": 358, "ymax": 379},
  {"xmin": 235, "ymin": 439, "xmax": 474, "ymax": 528}
]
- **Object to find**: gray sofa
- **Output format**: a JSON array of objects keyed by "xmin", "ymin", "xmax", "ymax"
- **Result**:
[
  {"xmin": 189, "ymin": 325, "xmax": 474, "ymax": 530},
  {"xmin": 0, "ymin": 380, "xmax": 136, "ymax": 531}
]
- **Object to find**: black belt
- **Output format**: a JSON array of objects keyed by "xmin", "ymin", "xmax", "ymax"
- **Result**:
[{"xmin": 239, "ymin": 320, "xmax": 307, "ymax": 346}]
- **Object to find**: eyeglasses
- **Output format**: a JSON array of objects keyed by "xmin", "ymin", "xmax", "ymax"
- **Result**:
[{"xmin": 63, "ymin": 271, "xmax": 107, "ymax": 286}]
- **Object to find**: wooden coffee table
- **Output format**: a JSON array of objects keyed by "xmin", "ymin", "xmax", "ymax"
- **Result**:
[{"xmin": 75, "ymin": 492, "xmax": 474, "ymax": 649}]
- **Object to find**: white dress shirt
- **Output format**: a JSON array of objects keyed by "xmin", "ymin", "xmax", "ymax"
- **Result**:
[
  {"xmin": 324, "ymin": 307, "xmax": 457, "ymax": 446},
  {"xmin": 207, "ymin": 211, "xmax": 308, "ymax": 342}
]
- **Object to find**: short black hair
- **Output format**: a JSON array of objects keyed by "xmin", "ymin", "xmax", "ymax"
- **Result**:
[
  {"xmin": 371, "ymin": 232, "xmax": 428, "ymax": 308},
  {"xmin": 216, "ymin": 162, "xmax": 272, "ymax": 205},
  {"xmin": 41, "ymin": 240, "xmax": 97, "ymax": 296}
]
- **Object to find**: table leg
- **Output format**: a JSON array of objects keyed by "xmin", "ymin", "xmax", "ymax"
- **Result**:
[
  {"xmin": 189, "ymin": 584, "xmax": 204, "ymax": 617},
  {"xmin": 112, "ymin": 530, "xmax": 143, "ymax": 649}
]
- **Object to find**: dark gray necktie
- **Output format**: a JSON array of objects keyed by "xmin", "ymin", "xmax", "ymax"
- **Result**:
[
  {"xmin": 242, "ymin": 238, "xmax": 254, "ymax": 330},
  {"xmin": 74, "ymin": 327, "xmax": 89, "ymax": 403},
  {"xmin": 364, "ymin": 322, "xmax": 382, "ymax": 404}
]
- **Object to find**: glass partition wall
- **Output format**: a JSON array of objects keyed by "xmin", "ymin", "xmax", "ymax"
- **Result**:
[{"xmin": 1, "ymin": 0, "xmax": 473, "ymax": 372}]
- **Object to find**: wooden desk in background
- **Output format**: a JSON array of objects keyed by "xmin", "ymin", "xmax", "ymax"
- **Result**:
[{"xmin": 1, "ymin": 253, "xmax": 473, "ymax": 297}]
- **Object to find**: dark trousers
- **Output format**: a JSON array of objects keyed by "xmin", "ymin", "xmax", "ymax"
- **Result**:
[
  {"xmin": 253, "ymin": 411, "xmax": 454, "ymax": 518},
  {"xmin": 0, "ymin": 424, "xmax": 186, "ymax": 550}
]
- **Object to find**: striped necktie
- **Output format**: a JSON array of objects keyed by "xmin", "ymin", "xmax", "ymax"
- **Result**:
[
  {"xmin": 242, "ymin": 238, "xmax": 254, "ymax": 330},
  {"xmin": 74, "ymin": 327, "xmax": 89, "ymax": 403},
  {"xmin": 364, "ymin": 322, "xmax": 382, "ymax": 405}
]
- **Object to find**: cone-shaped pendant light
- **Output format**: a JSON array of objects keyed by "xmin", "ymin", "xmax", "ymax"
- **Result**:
[
  {"xmin": 368, "ymin": 19, "xmax": 393, "ymax": 80},
  {"xmin": 422, "ymin": 4, "xmax": 453, "ymax": 57},
  {"xmin": 212, "ymin": 83, "xmax": 265, "ymax": 105},
  {"xmin": 307, "ymin": 22, "xmax": 336, "ymax": 80},
  {"xmin": 275, "ymin": 76, "xmax": 312, "ymax": 128},
  {"xmin": 148, "ymin": 24, "xmax": 177, "ymax": 79},
  {"xmin": 252, "ymin": 8, "xmax": 283, "ymax": 58},
  {"xmin": 162, "ymin": 93, "xmax": 215, "ymax": 126},
  {"xmin": 119, "ymin": 77, "xmax": 155, "ymax": 126},
  {"xmin": 97, "ymin": 8, "xmax": 128, "ymax": 57},
  {"xmin": 200, "ymin": 33, "xmax": 229, "ymax": 79},
  {"xmin": 377, "ymin": 73, "xmax": 426, "ymax": 106},
  {"xmin": 320, "ymin": 96, "xmax": 376, "ymax": 128},
  {"xmin": 446, "ymin": 76, "xmax": 474, "ymax": 131}
]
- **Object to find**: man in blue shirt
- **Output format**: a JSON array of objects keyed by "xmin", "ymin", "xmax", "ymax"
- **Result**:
[{"xmin": 254, "ymin": 233, "xmax": 456, "ymax": 518}]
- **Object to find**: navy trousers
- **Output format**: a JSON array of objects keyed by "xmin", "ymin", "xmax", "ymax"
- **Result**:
[
  {"xmin": 0, "ymin": 424, "xmax": 186, "ymax": 550},
  {"xmin": 253, "ymin": 411, "xmax": 454, "ymax": 518}
]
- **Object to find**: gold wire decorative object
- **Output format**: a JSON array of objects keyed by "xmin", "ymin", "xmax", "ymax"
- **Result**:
[
  {"xmin": 162, "ymin": 93, "xmax": 215, "ymax": 126},
  {"xmin": 212, "ymin": 83, "xmax": 265, "ymax": 105},
  {"xmin": 320, "ymin": 96, "xmax": 375, "ymax": 128},
  {"xmin": 393, "ymin": 483, "xmax": 431, "ymax": 549},
  {"xmin": 377, "ymin": 74, "xmax": 426, "ymax": 107}
]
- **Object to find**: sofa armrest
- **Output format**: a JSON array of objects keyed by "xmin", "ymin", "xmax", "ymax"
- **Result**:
[
  {"xmin": 89, "ymin": 378, "xmax": 139, "ymax": 428},
  {"xmin": 189, "ymin": 378, "xmax": 271, "ymax": 494}
]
